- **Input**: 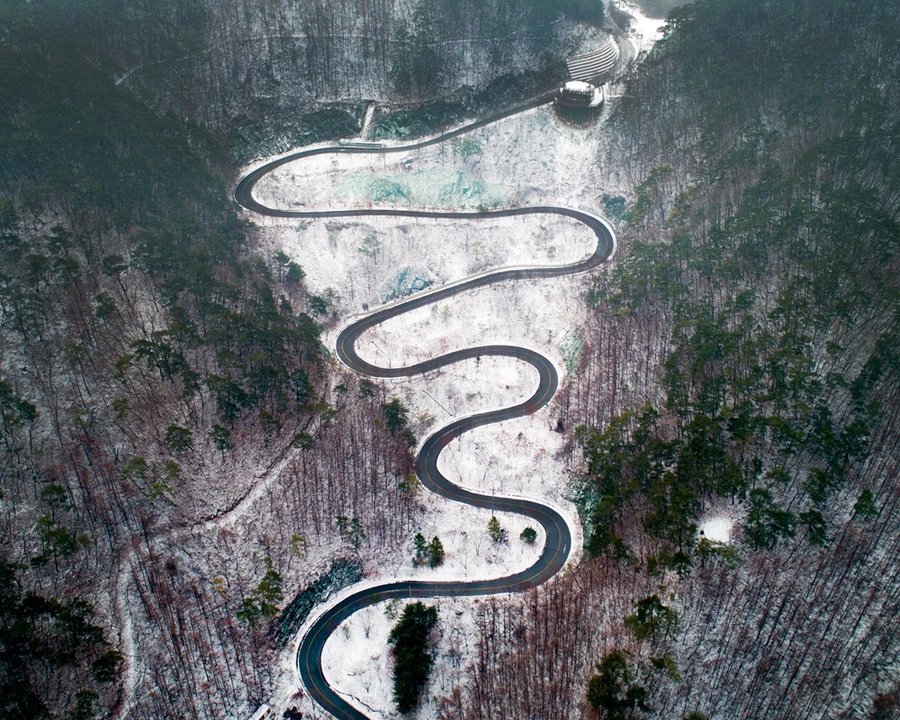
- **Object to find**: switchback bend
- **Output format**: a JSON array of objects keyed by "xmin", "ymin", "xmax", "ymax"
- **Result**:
[{"xmin": 234, "ymin": 109, "xmax": 616, "ymax": 720}]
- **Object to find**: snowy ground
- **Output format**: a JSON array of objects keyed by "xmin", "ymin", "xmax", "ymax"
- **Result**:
[
  {"xmin": 320, "ymin": 595, "xmax": 484, "ymax": 719},
  {"xmin": 244, "ymin": 22, "xmax": 666, "ymax": 710},
  {"xmin": 613, "ymin": 0, "xmax": 668, "ymax": 51},
  {"xmin": 259, "ymin": 212, "xmax": 597, "ymax": 319},
  {"xmin": 699, "ymin": 513, "xmax": 737, "ymax": 544}
]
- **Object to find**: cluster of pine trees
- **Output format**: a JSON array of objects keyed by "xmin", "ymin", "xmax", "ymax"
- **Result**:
[
  {"xmin": 447, "ymin": 0, "xmax": 900, "ymax": 717},
  {"xmin": 0, "ymin": 4, "xmax": 426, "ymax": 717}
]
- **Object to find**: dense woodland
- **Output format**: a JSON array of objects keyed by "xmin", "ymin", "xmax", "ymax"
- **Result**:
[
  {"xmin": 1, "ymin": 0, "xmax": 898, "ymax": 718},
  {"xmin": 2, "ymin": 0, "xmax": 603, "ymax": 160},
  {"xmin": 453, "ymin": 0, "xmax": 900, "ymax": 718},
  {"xmin": 0, "ymin": 4, "xmax": 422, "ymax": 718}
]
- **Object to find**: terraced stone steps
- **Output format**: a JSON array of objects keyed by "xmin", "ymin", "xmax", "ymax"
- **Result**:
[{"xmin": 567, "ymin": 36, "xmax": 620, "ymax": 83}]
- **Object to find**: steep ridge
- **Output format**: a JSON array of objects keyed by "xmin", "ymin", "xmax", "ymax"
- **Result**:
[{"xmin": 234, "ymin": 106, "xmax": 616, "ymax": 719}]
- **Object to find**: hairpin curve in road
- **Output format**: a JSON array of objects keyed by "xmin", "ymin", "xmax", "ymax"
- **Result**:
[{"xmin": 234, "ymin": 101, "xmax": 616, "ymax": 719}]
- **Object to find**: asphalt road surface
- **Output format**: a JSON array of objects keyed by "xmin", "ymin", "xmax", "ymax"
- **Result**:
[{"xmin": 234, "ymin": 103, "xmax": 616, "ymax": 719}]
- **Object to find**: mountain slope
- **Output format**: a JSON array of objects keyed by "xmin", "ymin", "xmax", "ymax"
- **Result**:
[{"xmin": 455, "ymin": 0, "xmax": 900, "ymax": 717}]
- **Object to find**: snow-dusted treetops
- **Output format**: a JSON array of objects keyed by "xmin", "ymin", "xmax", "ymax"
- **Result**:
[{"xmin": 1, "ymin": 0, "xmax": 898, "ymax": 718}]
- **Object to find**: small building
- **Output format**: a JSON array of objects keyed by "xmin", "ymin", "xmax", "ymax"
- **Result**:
[{"xmin": 556, "ymin": 81, "xmax": 604, "ymax": 108}]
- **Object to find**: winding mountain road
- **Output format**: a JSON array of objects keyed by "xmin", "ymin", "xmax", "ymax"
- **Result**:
[{"xmin": 234, "ymin": 104, "xmax": 615, "ymax": 719}]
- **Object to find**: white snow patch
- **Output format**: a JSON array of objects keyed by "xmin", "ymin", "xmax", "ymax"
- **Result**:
[
  {"xmin": 611, "ymin": 1, "xmax": 667, "ymax": 55},
  {"xmin": 699, "ymin": 515, "xmax": 734, "ymax": 544},
  {"xmin": 321, "ymin": 596, "xmax": 482, "ymax": 720}
]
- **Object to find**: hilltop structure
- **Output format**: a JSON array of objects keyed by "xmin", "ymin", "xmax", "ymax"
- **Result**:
[
  {"xmin": 557, "ymin": 34, "xmax": 618, "ymax": 108},
  {"xmin": 556, "ymin": 80, "xmax": 604, "ymax": 107}
]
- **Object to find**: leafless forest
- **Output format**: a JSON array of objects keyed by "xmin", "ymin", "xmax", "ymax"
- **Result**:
[
  {"xmin": 447, "ymin": 0, "xmax": 900, "ymax": 718},
  {"xmin": 60, "ymin": 0, "xmax": 578, "ymax": 130},
  {"xmin": 1, "ymin": 0, "xmax": 898, "ymax": 718}
]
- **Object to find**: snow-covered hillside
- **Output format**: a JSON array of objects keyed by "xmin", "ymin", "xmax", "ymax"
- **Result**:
[{"xmin": 248, "ymin": 99, "xmax": 625, "ymax": 717}]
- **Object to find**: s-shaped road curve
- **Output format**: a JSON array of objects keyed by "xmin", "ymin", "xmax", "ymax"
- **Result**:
[{"xmin": 234, "ymin": 104, "xmax": 616, "ymax": 720}]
